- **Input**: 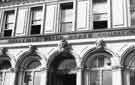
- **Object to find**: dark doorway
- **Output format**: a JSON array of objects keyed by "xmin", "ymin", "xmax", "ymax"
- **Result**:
[
  {"xmin": 56, "ymin": 74, "xmax": 76, "ymax": 85},
  {"xmin": 47, "ymin": 52, "xmax": 76, "ymax": 85}
]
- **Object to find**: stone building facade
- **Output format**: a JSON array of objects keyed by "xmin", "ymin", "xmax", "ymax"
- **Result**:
[{"xmin": 0, "ymin": 0, "xmax": 135, "ymax": 85}]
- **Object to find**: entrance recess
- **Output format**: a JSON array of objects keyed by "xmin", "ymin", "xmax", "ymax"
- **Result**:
[{"xmin": 47, "ymin": 52, "xmax": 76, "ymax": 85}]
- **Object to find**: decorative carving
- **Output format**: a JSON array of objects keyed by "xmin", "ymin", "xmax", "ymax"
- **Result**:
[
  {"xmin": 96, "ymin": 40, "xmax": 105, "ymax": 49},
  {"xmin": 58, "ymin": 39, "xmax": 71, "ymax": 52},
  {"xmin": 28, "ymin": 45, "xmax": 37, "ymax": 53},
  {"xmin": 0, "ymin": 48, "xmax": 7, "ymax": 56},
  {"xmin": 10, "ymin": 68, "xmax": 16, "ymax": 72}
]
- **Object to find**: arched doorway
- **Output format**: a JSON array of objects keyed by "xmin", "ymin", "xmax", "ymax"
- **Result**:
[
  {"xmin": 16, "ymin": 54, "xmax": 42, "ymax": 85},
  {"xmin": 0, "ymin": 56, "xmax": 11, "ymax": 85},
  {"xmin": 122, "ymin": 49, "xmax": 135, "ymax": 85},
  {"xmin": 47, "ymin": 52, "xmax": 77, "ymax": 85},
  {"xmin": 83, "ymin": 52, "xmax": 112, "ymax": 85}
]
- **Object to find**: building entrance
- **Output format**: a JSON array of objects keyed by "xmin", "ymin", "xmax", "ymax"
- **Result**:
[
  {"xmin": 56, "ymin": 73, "xmax": 76, "ymax": 85},
  {"xmin": 47, "ymin": 52, "xmax": 77, "ymax": 85}
]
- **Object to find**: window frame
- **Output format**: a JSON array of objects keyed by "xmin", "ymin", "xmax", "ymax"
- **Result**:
[
  {"xmin": 1, "ymin": 8, "xmax": 17, "ymax": 37},
  {"xmin": 91, "ymin": 0, "xmax": 111, "ymax": 30},
  {"xmin": 0, "ymin": 59, "xmax": 11, "ymax": 85},
  {"xmin": 84, "ymin": 53, "xmax": 112, "ymax": 85},
  {"xmin": 128, "ymin": 0, "xmax": 135, "ymax": 27},
  {"xmin": 57, "ymin": 0, "xmax": 76, "ymax": 33},
  {"xmin": 27, "ymin": 4, "xmax": 44, "ymax": 36}
]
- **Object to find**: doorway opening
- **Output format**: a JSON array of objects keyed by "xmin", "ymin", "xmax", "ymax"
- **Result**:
[
  {"xmin": 47, "ymin": 52, "xmax": 77, "ymax": 85},
  {"xmin": 56, "ymin": 73, "xmax": 76, "ymax": 85}
]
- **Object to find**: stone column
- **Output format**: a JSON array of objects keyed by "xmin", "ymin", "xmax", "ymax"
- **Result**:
[
  {"xmin": 10, "ymin": 68, "xmax": 17, "ymax": 85},
  {"xmin": 112, "ymin": 66, "xmax": 123, "ymax": 85},
  {"xmin": 40, "ymin": 67, "xmax": 48, "ymax": 85},
  {"xmin": 77, "ymin": 67, "xmax": 83, "ymax": 85}
]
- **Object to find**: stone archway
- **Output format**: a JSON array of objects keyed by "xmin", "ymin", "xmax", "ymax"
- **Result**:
[
  {"xmin": 15, "ymin": 46, "xmax": 46, "ymax": 85},
  {"xmin": 47, "ymin": 51, "xmax": 77, "ymax": 85}
]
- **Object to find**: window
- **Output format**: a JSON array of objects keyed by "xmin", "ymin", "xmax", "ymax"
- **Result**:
[
  {"xmin": 23, "ymin": 60, "xmax": 41, "ymax": 85},
  {"xmin": 123, "ymin": 54, "xmax": 135, "ymax": 85},
  {"xmin": 93, "ymin": 0, "xmax": 108, "ymax": 29},
  {"xmin": 30, "ymin": 7, "xmax": 42, "ymax": 35},
  {"xmin": 17, "ymin": 57, "xmax": 42, "ymax": 85},
  {"xmin": 3, "ymin": 10, "xmax": 15, "ymax": 37},
  {"xmin": 0, "ymin": 60, "xmax": 11, "ymax": 85},
  {"xmin": 130, "ymin": 0, "xmax": 135, "ymax": 26},
  {"xmin": 84, "ymin": 55, "xmax": 112, "ymax": 85},
  {"xmin": 60, "ymin": 2, "xmax": 73, "ymax": 32},
  {"xmin": 47, "ymin": 53, "xmax": 76, "ymax": 85}
]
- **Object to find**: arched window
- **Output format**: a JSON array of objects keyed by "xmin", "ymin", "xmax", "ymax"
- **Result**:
[
  {"xmin": 123, "ymin": 51, "xmax": 135, "ymax": 85},
  {"xmin": 0, "ymin": 56, "xmax": 11, "ymax": 85},
  {"xmin": 84, "ymin": 53, "xmax": 112, "ymax": 85},
  {"xmin": 16, "ymin": 55, "xmax": 42, "ymax": 85},
  {"xmin": 47, "ymin": 52, "xmax": 76, "ymax": 85}
]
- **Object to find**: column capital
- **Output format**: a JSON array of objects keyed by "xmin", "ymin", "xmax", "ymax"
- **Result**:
[
  {"xmin": 40, "ymin": 67, "xmax": 48, "ymax": 71},
  {"xmin": 112, "ymin": 65, "xmax": 124, "ymax": 71}
]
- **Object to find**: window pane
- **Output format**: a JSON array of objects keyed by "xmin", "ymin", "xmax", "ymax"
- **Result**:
[
  {"xmin": 130, "ymin": 0, "xmax": 135, "ymax": 6},
  {"xmin": 84, "ymin": 71, "xmax": 89, "ymax": 85},
  {"xmin": 6, "ymin": 12, "xmax": 15, "ymax": 23},
  {"xmin": 61, "ymin": 22, "xmax": 72, "ymax": 32},
  {"xmin": 130, "ymin": 0, "xmax": 135, "ymax": 26},
  {"xmin": 32, "ymin": 10, "xmax": 42, "ymax": 20},
  {"xmin": 34, "ymin": 72, "xmax": 41, "ymax": 85},
  {"xmin": 103, "ymin": 70, "xmax": 112, "ymax": 85},
  {"xmin": 93, "ymin": 0, "xmax": 107, "ymax": 14},
  {"xmin": 32, "ymin": 20, "xmax": 41, "ymax": 25},
  {"xmin": 32, "ymin": 7, "xmax": 42, "ymax": 24},
  {"xmin": 131, "ymin": 8, "xmax": 135, "ymax": 26},
  {"xmin": 61, "ymin": 2, "xmax": 73, "ymax": 32},
  {"xmin": 93, "ymin": 21, "xmax": 107, "ymax": 29},
  {"xmin": 26, "ymin": 60, "xmax": 41, "ymax": 69},
  {"xmin": 90, "ymin": 71, "xmax": 100, "ymax": 85},
  {"xmin": 61, "ymin": 9, "xmax": 72, "ymax": 22},
  {"xmin": 93, "ymin": 13, "xmax": 107, "ymax": 21},
  {"xmin": 3, "ymin": 30, "xmax": 12, "ymax": 37},
  {"xmin": 24, "ymin": 72, "xmax": 33, "ymax": 85},
  {"xmin": 31, "ymin": 7, "xmax": 42, "ymax": 35},
  {"xmin": 6, "ymin": 24, "xmax": 14, "ymax": 29},
  {"xmin": 93, "ymin": 0, "xmax": 108, "ymax": 29},
  {"xmin": 0, "ymin": 60, "xmax": 11, "ymax": 70},
  {"xmin": 130, "ymin": 70, "xmax": 135, "ymax": 85},
  {"xmin": 4, "ymin": 10, "xmax": 15, "ymax": 37},
  {"xmin": 31, "ymin": 25, "xmax": 41, "ymax": 35}
]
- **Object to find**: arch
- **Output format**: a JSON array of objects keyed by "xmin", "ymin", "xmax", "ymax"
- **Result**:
[
  {"xmin": 15, "ymin": 48, "xmax": 47, "ymax": 70},
  {"xmin": 81, "ymin": 47, "xmax": 118, "ymax": 67},
  {"xmin": 120, "ymin": 46, "xmax": 135, "ymax": 66},
  {"xmin": 47, "ymin": 49, "xmax": 80, "ymax": 68},
  {"xmin": 46, "ymin": 49, "xmax": 77, "ymax": 85}
]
